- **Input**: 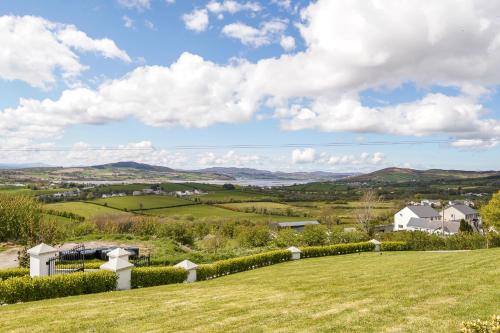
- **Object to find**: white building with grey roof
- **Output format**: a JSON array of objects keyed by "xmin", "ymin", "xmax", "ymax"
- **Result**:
[{"xmin": 393, "ymin": 205, "xmax": 441, "ymax": 232}]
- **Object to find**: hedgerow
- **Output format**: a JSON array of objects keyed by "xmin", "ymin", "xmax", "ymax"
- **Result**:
[
  {"xmin": 0, "ymin": 268, "xmax": 29, "ymax": 280},
  {"xmin": 460, "ymin": 315, "xmax": 500, "ymax": 333},
  {"xmin": 300, "ymin": 242, "xmax": 375, "ymax": 258},
  {"xmin": 131, "ymin": 267, "xmax": 187, "ymax": 288},
  {"xmin": 197, "ymin": 250, "xmax": 291, "ymax": 281},
  {"xmin": 0, "ymin": 270, "xmax": 117, "ymax": 304},
  {"xmin": 380, "ymin": 241, "xmax": 409, "ymax": 251}
]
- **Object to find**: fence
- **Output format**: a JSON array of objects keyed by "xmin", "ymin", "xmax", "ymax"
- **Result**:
[{"xmin": 47, "ymin": 244, "xmax": 85, "ymax": 276}]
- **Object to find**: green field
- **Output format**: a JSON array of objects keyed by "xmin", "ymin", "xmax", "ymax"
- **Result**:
[
  {"xmin": 194, "ymin": 190, "xmax": 276, "ymax": 203},
  {"xmin": 145, "ymin": 204, "xmax": 305, "ymax": 222},
  {"xmin": 92, "ymin": 195, "xmax": 194, "ymax": 211},
  {"xmin": 44, "ymin": 202, "xmax": 132, "ymax": 220},
  {"xmin": 1, "ymin": 249, "xmax": 498, "ymax": 332},
  {"xmin": 219, "ymin": 201, "xmax": 310, "ymax": 216}
]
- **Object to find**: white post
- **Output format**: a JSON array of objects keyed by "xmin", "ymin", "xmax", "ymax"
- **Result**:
[
  {"xmin": 27, "ymin": 243, "xmax": 58, "ymax": 277},
  {"xmin": 174, "ymin": 260, "xmax": 198, "ymax": 283},
  {"xmin": 287, "ymin": 246, "xmax": 301, "ymax": 260},
  {"xmin": 100, "ymin": 248, "xmax": 134, "ymax": 290},
  {"xmin": 369, "ymin": 239, "xmax": 381, "ymax": 252}
]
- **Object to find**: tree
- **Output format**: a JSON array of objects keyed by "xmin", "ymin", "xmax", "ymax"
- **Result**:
[
  {"xmin": 480, "ymin": 191, "xmax": 500, "ymax": 248},
  {"xmin": 222, "ymin": 183, "xmax": 235, "ymax": 190},
  {"xmin": 303, "ymin": 224, "xmax": 328, "ymax": 246},
  {"xmin": 274, "ymin": 228, "xmax": 303, "ymax": 247},
  {"xmin": 354, "ymin": 190, "xmax": 379, "ymax": 236},
  {"xmin": 459, "ymin": 219, "xmax": 473, "ymax": 233}
]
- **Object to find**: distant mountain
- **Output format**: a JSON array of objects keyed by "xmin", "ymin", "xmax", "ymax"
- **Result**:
[
  {"xmin": 0, "ymin": 163, "xmax": 54, "ymax": 169},
  {"xmin": 343, "ymin": 167, "xmax": 500, "ymax": 183},
  {"xmin": 92, "ymin": 161, "xmax": 175, "ymax": 172},
  {"xmin": 196, "ymin": 167, "xmax": 358, "ymax": 181}
]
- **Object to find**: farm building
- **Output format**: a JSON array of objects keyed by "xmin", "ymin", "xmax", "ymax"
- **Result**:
[{"xmin": 272, "ymin": 221, "xmax": 320, "ymax": 232}]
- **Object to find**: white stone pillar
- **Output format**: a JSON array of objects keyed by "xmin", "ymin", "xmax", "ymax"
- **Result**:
[
  {"xmin": 287, "ymin": 246, "xmax": 301, "ymax": 260},
  {"xmin": 27, "ymin": 243, "xmax": 58, "ymax": 277},
  {"xmin": 369, "ymin": 239, "xmax": 381, "ymax": 252},
  {"xmin": 174, "ymin": 260, "xmax": 198, "ymax": 283},
  {"xmin": 100, "ymin": 248, "xmax": 134, "ymax": 290}
]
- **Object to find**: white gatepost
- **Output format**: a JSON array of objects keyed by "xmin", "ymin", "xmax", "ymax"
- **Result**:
[
  {"xmin": 287, "ymin": 246, "xmax": 301, "ymax": 260},
  {"xmin": 369, "ymin": 239, "xmax": 381, "ymax": 252},
  {"xmin": 100, "ymin": 248, "xmax": 134, "ymax": 290},
  {"xmin": 175, "ymin": 260, "xmax": 198, "ymax": 283},
  {"xmin": 27, "ymin": 243, "xmax": 58, "ymax": 277}
]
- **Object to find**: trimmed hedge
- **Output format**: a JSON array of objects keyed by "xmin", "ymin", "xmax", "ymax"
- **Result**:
[
  {"xmin": 0, "ymin": 268, "xmax": 29, "ymax": 280},
  {"xmin": 197, "ymin": 250, "xmax": 291, "ymax": 281},
  {"xmin": 460, "ymin": 315, "xmax": 500, "ymax": 333},
  {"xmin": 300, "ymin": 242, "xmax": 375, "ymax": 258},
  {"xmin": 0, "ymin": 270, "xmax": 117, "ymax": 304},
  {"xmin": 131, "ymin": 267, "xmax": 187, "ymax": 288},
  {"xmin": 380, "ymin": 241, "xmax": 409, "ymax": 251}
]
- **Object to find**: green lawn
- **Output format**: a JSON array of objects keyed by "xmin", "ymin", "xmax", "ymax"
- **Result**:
[
  {"xmin": 1, "ymin": 249, "xmax": 498, "ymax": 332},
  {"xmin": 44, "ymin": 202, "xmax": 132, "ymax": 220},
  {"xmin": 145, "ymin": 204, "xmax": 305, "ymax": 222},
  {"xmin": 92, "ymin": 195, "xmax": 194, "ymax": 211}
]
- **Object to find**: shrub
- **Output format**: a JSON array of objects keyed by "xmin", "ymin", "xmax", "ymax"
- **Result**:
[
  {"xmin": 0, "ymin": 268, "xmax": 29, "ymax": 280},
  {"xmin": 328, "ymin": 230, "xmax": 370, "ymax": 244},
  {"xmin": 0, "ymin": 270, "xmax": 117, "ymax": 304},
  {"xmin": 460, "ymin": 315, "xmax": 500, "ymax": 333},
  {"xmin": 303, "ymin": 224, "xmax": 328, "ymax": 246},
  {"xmin": 273, "ymin": 228, "xmax": 303, "ymax": 247},
  {"xmin": 131, "ymin": 267, "xmax": 187, "ymax": 288},
  {"xmin": 300, "ymin": 242, "xmax": 375, "ymax": 258},
  {"xmin": 380, "ymin": 241, "xmax": 409, "ymax": 251},
  {"xmin": 237, "ymin": 226, "xmax": 270, "ymax": 247},
  {"xmin": 197, "ymin": 250, "xmax": 291, "ymax": 281}
]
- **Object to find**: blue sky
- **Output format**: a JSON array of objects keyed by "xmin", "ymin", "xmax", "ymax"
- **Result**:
[{"xmin": 0, "ymin": 0, "xmax": 499, "ymax": 171}]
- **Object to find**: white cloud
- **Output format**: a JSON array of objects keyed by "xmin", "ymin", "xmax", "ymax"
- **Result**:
[
  {"xmin": 206, "ymin": 1, "xmax": 261, "ymax": 14},
  {"xmin": 122, "ymin": 16, "xmax": 134, "ymax": 29},
  {"xmin": 280, "ymin": 35, "xmax": 295, "ymax": 51},
  {"xmin": 0, "ymin": 15, "xmax": 130, "ymax": 89},
  {"xmin": 450, "ymin": 139, "xmax": 499, "ymax": 149},
  {"xmin": 117, "ymin": 0, "xmax": 150, "ymax": 11},
  {"xmin": 144, "ymin": 20, "xmax": 156, "ymax": 30},
  {"xmin": 326, "ymin": 152, "xmax": 386, "ymax": 166},
  {"xmin": 222, "ymin": 19, "xmax": 287, "ymax": 47},
  {"xmin": 198, "ymin": 150, "xmax": 260, "ymax": 166},
  {"xmin": 292, "ymin": 148, "xmax": 316, "ymax": 164},
  {"xmin": 182, "ymin": 9, "xmax": 209, "ymax": 32},
  {"xmin": 271, "ymin": 0, "xmax": 291, "ymax": 9}
]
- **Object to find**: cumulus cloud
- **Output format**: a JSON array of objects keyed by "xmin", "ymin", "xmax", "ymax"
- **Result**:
[
  {"xmin": 222, "ymin": 19, "xmax": 288, "ymax": 47},
  {"xmin": 198, "ymin": 150, "xmax": 260, "ymax": 166},
  {"xmin": 271, "ymin": 0, "xmax": 291, "ymax": 9},
  {"xmin": 326, "ymin": 152, "xmax": 386, "ymax": 166},
  {"xmin": 206, "ymin": 1, "xmax": 261, "ymax": 14},
  {"xmin": 117, "ymin": 0, "xmax": 150, "ymax": 11},
  {"xmin": 280, "ymin": 35, "xmax": 295, "ymax": 51},
  {"xmin": 0, "ymin": 15, "xmax": 130, "ymax": 89},
  {"xmin": 291, "ymin": 148, "xmax": 316, "ymax": 164},
  {"xmin": 183, "ymin": 9, "xmax": 209, "ymax": 32}
]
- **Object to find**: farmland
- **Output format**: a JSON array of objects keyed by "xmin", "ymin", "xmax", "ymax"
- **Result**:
[
  {"xmin": 193, "ymin": 190, "xmax": 276, "ymax": 203},
  {"xmin": 92, "ymin": 195, "xmax": 194, "ymax": 211},
  {"xmin": 44, "ymin": 202, "xmax": 132, "ymax": 220},
  {"xmin": 1, "ymin": 249, "xmax": 498, "ymax": 332}
]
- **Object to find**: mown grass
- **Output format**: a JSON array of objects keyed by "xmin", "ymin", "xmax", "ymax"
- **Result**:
[
  {"xmin": 1, "ymin": 249, "xmax": 498, "ymax": 332},
  {"xmin": 92, "ymin": 195, "xmax": 193, "ymax": 211},
  {"xmin": 44, "ymin": 202, "xmax": 132, "ymax": 220}
]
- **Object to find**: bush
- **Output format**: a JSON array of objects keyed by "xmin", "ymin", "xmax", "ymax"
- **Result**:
[
  {"xmin": 460, "ymin": 315, "xmax": 500, "ymax": 333},
  {"xmin": 0, "ymin": 268, "xmax": 29, "ymax": 280},
  {"xmin": 131, "ymin": 266, "xmax": 187, "ymax": 288},
  {"xmin": 197, "ymin": 250, "xmax": 291, "ymax": 281},
  {"xmin": 300, "ymin": 242, "xmax": 375, "ymax": 258},
  {"xmin": 273, "ymin": 228, "xmax": 303, "ymax": 247},
  {"xmin": 380, "ymin": 241, "xmax": 409, "ymax": 251},
  {"xmin": 237, "ymin": 226, "xmax": 270, "ymax": 247},
  {"xmin": 0, "ymin": 270, "xmax": 117, "ymax": 304},
  {"xmin": 303, "ymin": 224, "xmax": 328, "ymax": 246}
]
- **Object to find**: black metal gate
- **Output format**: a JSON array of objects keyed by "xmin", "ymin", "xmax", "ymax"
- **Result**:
[
  {"xmin": 47, "ymin": 244, "xmax": 85, "ymax": 276},
  {"xmin": 131, "ymin": 255, "xmax": 151, "ymax": 267}
]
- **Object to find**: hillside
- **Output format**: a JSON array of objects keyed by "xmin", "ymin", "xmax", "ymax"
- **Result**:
[
  {"xmin": 344, "ymin": 167, "xmax": 500, "ymax": 183},
  {"xmin": 197, "ymin": 167, "xmax": 356, "ymax": 180},
  {"xmin": 1, "ymin": 249, "xmax": 498, "ymax": 332}
]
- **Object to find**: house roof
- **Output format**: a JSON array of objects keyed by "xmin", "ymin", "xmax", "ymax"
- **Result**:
[
  {"xmin": 407, "ymin": 218, "xmax": 460, "ymax": 234},
  {"xmin": 406, "ymin": 205, "xmax": 440, "ymax": 218},
  {"xmin": 276, "ymin": 221, "xmax": 320, "ymax": 227},
  {"xmin": 447, "ymin": 204, "xmax": 477, "ymax": 215}
]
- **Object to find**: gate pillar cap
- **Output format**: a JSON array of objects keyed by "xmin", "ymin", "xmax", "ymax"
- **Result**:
[
  {"xmin": 287, "ymin": 246, "xmax": 301, "ymax": 254},
  {"xmin": 174, "ymin": 260, "xmax": 198, "ymax": 271},
  {"xmin": 27, "ymin": 243, "xmax": 58, "ymax": 256},
  {"xmin": 107, "ymin": 248, "xmax": 132, "ymax": 259},
  {"xmin": 100, "ymin": 258, "xmax": 134, "ymax": 272},
  {"xmin": 369, "ymin": 239, "xmax": 381, "ymax": 245}
]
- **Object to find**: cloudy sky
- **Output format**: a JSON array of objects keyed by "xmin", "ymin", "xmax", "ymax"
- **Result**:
[{"xmin": 1, "ymin": 0, "xmax": 499, "ymax": 172}]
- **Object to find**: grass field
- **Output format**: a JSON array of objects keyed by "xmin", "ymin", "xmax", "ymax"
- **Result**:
[
  {"xmin": 44, "ymin": 202, "xmax": 132, "ymax": 220},
  {"xmin": 194, "ymin": 190, "xmax": 276, "ymax": 203},
  {"xmin": 92, "ymin": 195, "xmax": 194, "ymax": 211},
  {"xmin": 145, "ymin": 204, "xmax": 306, "ymax": 222},
  {"xmin": 1, "ymin": 249, "xmax": 498, "ymax": 332},
  {"xmin": 219, "ymin": 201, "xmax": 310, "ymax": 216}
]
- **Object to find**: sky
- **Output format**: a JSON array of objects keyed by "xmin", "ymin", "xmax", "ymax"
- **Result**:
[{"xmin": 0, "ymin": 0, "xmax": 499, "ymax": 172}]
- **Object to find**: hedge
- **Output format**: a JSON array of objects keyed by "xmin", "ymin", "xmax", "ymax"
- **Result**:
[
  {"xmin": 131, "ymin": 267, "xmax": 187, "ymax": 288},
  {"xmin": 460, "ymin": 315, "xmax": 500, "ymax": 333},
  {"xmin": 0, "ymin": 268, "xmax": 29, "ymax": 280},
  {"xmin": 300, "ymin": 242, "xmax": 375, "ymax": 258},
  {"xmin": 197, "ymin": 250, "xmax": 291, "ymax": 281},
  {"xmin": 0, "ymin": 270, "xmax": 117, "ymax": 304},
  {"xmin": 380, "ymin": 241, "xmax": 409, "ymax": 251}
]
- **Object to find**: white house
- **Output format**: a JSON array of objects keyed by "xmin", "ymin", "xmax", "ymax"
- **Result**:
[
  {"xmin": 406, "ymin": 217, "xmax": 460, "ymax": 235},
  {"xmin": 393, "ymin": 205, "xmax": 441, "ymax": 231},
  {"xmin": 442, "ymin": 204, "xmax": 479, "ymax": 222}
]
